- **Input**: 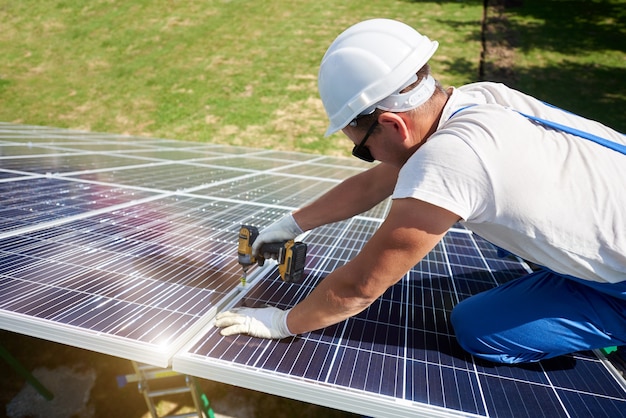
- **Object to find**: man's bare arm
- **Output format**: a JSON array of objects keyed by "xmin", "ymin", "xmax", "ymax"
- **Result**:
[
  {"xmin": 287, "ymin": 198, "xmax": 461, "ymax": 334},
  {"xmin": 293, "ymin": 162, "xmax": 400, "ymax": 231}
]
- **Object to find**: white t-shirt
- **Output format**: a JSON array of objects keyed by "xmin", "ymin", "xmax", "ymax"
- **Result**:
[{"xmin": 393, "ymin": 82, "xmax": 626, "ymax": 283}]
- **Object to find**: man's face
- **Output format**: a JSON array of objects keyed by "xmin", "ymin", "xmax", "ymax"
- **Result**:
[{"xmin": 342, "ymin": 114, "xmax": 414, "ymax": 168}]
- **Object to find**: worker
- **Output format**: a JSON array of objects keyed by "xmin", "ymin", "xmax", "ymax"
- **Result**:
[{"xmin": 215, "ymin": 18, "xmax": 626, "ymax": 364}]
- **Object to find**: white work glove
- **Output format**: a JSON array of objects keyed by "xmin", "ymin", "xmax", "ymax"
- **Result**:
[
  {"xmin": 251, "ymin": 213, "xmax": 304, "ymax": 257},
  {"xmin": 214, "ymin": 306, "xmax": 294, "ymax": 339}
]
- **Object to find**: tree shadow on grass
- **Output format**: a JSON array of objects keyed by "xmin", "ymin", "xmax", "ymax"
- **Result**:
[
  {"xmin": 505, "ymin": 0, "xmax": 626, "ymax": 56},
  {"xmin": 440, "ymin": 0, "xmax": 626, "ymax": 131},
  {"xmin": 486, "ymin": 0, "xmax": 626, "ymax": 131}
]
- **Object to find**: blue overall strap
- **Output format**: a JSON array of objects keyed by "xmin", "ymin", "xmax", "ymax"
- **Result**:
[
  {"xmin": 449, "ymin": 104, "xmax": 625, "ymax": 155},
  {"xmin": 449, "ymin": 105, "xmax": 476, "ymax": 118},
  {"xmin": 515, "ymin": 110, "xmax": 626, "ymax": 155}
]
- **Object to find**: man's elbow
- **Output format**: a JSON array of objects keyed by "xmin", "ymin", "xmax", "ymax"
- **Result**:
[{"xmin": 335, "ymin": 273, "xmax": 389, "ymax": 313}]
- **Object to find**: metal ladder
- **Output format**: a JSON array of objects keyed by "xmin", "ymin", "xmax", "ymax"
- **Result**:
[{"xmin": 117, "ymin": 361, "xmax": 214, "ymax": 418}]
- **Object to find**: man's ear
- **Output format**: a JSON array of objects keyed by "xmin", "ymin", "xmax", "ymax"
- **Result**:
[{"xmin": 378, "ymin": 112, "xmax": 410, "ymax": 142}]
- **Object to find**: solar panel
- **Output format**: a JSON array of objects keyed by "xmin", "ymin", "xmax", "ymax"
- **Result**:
[
  {"xmin": 1, "ymin": 122, "xmax": 624, "ymax": 417},
  {"xmin": 175, "ymin": 224, "xmax": 626, "ymax": 417}
]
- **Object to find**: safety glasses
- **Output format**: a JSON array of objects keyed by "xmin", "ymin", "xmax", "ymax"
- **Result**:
[{"xmin": 351, "ymin": 120, "xmax": 379, "ymax": 162}]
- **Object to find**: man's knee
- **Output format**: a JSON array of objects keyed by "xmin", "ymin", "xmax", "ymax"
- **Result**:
[
  {"xmin": 450, "ymin": 296, "xmax": 540, "ymax": 364},
  {"xmin": 450, "ymin": 297, "xmax": 486, "ymax": 358}
]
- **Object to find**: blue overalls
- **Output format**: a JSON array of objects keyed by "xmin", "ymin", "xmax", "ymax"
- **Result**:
[{"xmin": 449, "ymin": 107, "xmax": 626, "ymax": 364}]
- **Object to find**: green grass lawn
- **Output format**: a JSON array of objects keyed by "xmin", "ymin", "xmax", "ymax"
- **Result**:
[
  {"xmin": 0, "ymin": 0, "xmax": 483, "ymax": 156},
  {"xmin": 1, "ymin": 0, "xmax": 624, "ymax": 156}
]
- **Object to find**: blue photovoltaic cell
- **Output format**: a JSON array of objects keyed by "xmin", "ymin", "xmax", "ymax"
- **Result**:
[
  {"xmin": 192, "ymin": 173, "xmax": 336, "ymax": 206},
  {"xmin": 1, "ymin": 123, "xmax": 624, "ymax": 417},
  {"xmin": 0, "ymin": 171, "xmax": 25, "ymax": 179},
  {"xmin": 274, "ymin": 162, "xmax": 367, "ymax": 180},
  {"xmin": 0, "ymin": 177, "xmax": 156, "ymax": 233},
  {"xmin": 197, "ymin": 155, "xmax": 304, "ymax": 171},
  {"xmin": 73, "ymin": 162, "xmax": 249, "ymax": 192},
  {"xmin": 0, "ymin": 154, "xmax": 154, "ymax": 174},
  {"xmin": 0, "ymin": 144, "xmax": 82, "ymax": 156}
]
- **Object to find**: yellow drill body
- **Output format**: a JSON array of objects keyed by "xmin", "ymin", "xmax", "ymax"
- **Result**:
[{"xmin": 237, "ymin": 225, "xmax": 307, "ymax": 283}]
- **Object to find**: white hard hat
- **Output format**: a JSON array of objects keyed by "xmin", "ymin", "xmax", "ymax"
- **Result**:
[{"xmin": 318, "ymin": 19, "xmax": 439, "ymax": 136}]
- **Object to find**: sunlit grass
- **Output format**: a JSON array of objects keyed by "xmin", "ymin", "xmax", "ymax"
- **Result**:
[{"xmin": 0, "ymin": 0, "xmax": 483, "ymax": 156}]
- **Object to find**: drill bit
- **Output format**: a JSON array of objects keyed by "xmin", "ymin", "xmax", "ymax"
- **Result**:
[{"xmin": 240, "ymin": 265, "xmax": 249, "ymax": 286}]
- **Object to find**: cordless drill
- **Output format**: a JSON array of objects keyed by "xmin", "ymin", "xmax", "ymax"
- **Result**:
[{"xmin": 237, "ymin": 225, "xmax": 307, "ymax": 284}]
